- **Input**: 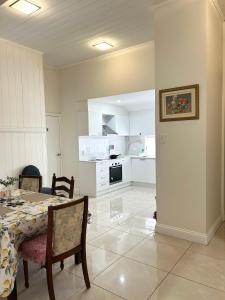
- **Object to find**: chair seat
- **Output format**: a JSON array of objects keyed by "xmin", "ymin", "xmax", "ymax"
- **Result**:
[{"xmin": 20, "ymin": 234, "xmax": 47, "ymax": 265}]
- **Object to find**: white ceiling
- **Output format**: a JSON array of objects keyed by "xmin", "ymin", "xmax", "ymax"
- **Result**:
[
  {"xmin": 89, "ymin": 90, "xmax": 155, "ymax": 112},
  {"xmin": 0, "ymin": 0, "xmax": 167, "ymax": 66}
]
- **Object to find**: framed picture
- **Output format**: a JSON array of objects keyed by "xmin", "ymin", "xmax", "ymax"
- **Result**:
[{"xmin": 159, "ymin": 84, "xmax": 199, "ymax": 122}]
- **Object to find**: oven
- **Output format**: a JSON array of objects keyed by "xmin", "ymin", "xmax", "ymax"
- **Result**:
[{"xmin": 109, "ymin": 162, "xmax": 122, "ymax": 185}]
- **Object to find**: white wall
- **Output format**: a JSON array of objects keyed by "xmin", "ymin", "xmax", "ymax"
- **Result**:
[
  {"xmin": 222, "ymin": 23, "xmax": 225, "ymax": 219},
  {"xmin": 0, "ymin": 39, "xmax": 47, "ymax": 183},
  {"xmin": 155, "ymin": 0, "xmax": 223, "ymax": 241},
  {"xmin": 60, "ymin": 42, "xmax": 155, "ymax": 182},
  {"xmin": 206, "ymin": 0, "xmax": 223, "ymax": 231},
  {"xmin": 44, "ymin": 65, "xmax": 61, "ymax": 114}
]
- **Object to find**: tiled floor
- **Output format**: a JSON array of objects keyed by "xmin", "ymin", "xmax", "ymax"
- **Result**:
[{"xmin": 14, "ymin": 186, "xmax": 225, "ymax": 299}]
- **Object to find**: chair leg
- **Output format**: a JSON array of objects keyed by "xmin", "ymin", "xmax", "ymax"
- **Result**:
[
  {"xmin": 23, "ymin": 260, "xmax": 29, "ymax": 289},
  {"xmin": 75, "ymin": 252, "xmax": 81, "ymax": 265},
  {"xmin": 81, "ymin": 248, "xmax": 90, "ymax": 289},
  {"xmin": 60, "ymin": 260, "xmax": 64, "ymax": 270},
  {"xmin": 46, "ymin": 264, "xmax": 55, "ymax": 300}
]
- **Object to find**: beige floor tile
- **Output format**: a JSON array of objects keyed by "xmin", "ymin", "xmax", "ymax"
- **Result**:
[
  {"xmin": 65, "ymin": 245, "xmax": 120, "ymax": 279},
  {"xmin": 18, "ymin": 268, "xmax": 84, "ymax": 300},
  {"xmin": 172, "ymin": 251, "xmax": 225, "ymax": 291},
  {"xmin": 117, "ymin": 216, "xmax": 156, "ymax": 237},
  {"xmin": 125, "ymin": 239, "xmax": 186, "ymax": 272},
  {"xmin": 68, "ymin": 284, "xmax": 124, "ymax": 300},
  {"xmin": 148, "ymin": 232, "xmax": 191, "ymax": 249},
  {"xmin": 87, "ymin": 223, "xmax": 111, "ymax": 242},
  {"xmin": 94, "ymin": 257, "xmax": 167, "ymax": 300},
  {"xmin": 94, "ymin": 210, "xmax": 133, "ymax": 227},
  {"xmin": 150, "ymin": 274, "xmax": 225, "ymax": 300},
  {"xmin": 215, "ymin": 221, "xmax": 225, "ymax": 237},
  {"xmin": 189, "ymin": 235, "xmax": 225, "ymax": 260},
  {"xmin": 89, "ymin": 228, "xmax": 143, "ymax": 255}
]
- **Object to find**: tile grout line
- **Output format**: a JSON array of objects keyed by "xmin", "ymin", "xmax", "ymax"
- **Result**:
[
  {"xmin": 146, "ymin": 242, "xmax": 194, "ymax": 299},
  {"xmin": 168, "ymin": 242, "xmax": 193, "ymax": 273},
  {"xmin": 92, "ymin": 282, "xmax": 127, "ymax": 300},
  {"xmin": 169, "ymin": 272, "xmax": 225, "ymax": 294}
]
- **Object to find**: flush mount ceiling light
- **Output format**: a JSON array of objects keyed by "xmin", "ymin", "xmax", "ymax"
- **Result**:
[
  {"xmin": 10, "ymin": 0, "xmax": 41, "ymax": 14},
  {"xmin": 93, "ymin": 42, "xmax": 113, "ymax": 51}
]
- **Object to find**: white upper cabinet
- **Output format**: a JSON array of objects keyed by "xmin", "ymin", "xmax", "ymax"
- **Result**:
[
  {"xmin": 88, "ymin": 111, "xmax": 102, "ymax": 136},
  {"xmin": 129, "ymin": 110, "xmax": 155, "ymax": 136},
  {"xmin": 87, "ymin": 96, "xmax": 155, "ymax": 137},
  {"xmin": 114, "ymin": 115, "xmax": 129, "ymax": 136},
  {"xmin": 88, "ymin": 101, "xmax": 129, "ymax": 136}
]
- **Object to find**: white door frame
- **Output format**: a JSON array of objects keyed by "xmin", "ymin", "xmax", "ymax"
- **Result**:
[{"xmin": 46, "ymin": 113, "xmax": 62, "ymax": 179}]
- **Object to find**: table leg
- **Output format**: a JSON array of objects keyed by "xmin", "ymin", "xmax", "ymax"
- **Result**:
[{"xmin": 7, "ymin": 280, "xmax": 17, "ymax": 300}]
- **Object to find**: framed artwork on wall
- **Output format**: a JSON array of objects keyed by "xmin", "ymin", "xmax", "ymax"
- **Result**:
[{"xmin": 159, "ymin": 84, "xmax": 199, "ymax": 122}]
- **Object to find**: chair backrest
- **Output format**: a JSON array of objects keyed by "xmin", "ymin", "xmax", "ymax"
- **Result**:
[
  {"xmin": 51, "ymin": 173, "xmax": 74, "ymax": 199},
  {"xmin": 22, "ymin": 165, "xmax": 41, "ymax": 176},
  {"xmin": 19, "ymin": 175, "xmax": 42, "ymax": 192},
  {"xmin": 46, "ymin": 196, "xmax": 88, "ymax": 261}
]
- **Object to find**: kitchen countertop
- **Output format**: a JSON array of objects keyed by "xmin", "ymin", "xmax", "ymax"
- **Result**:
[{"xmin": 79, "ymin": 155, "xmax": 155, "ymax": 163}]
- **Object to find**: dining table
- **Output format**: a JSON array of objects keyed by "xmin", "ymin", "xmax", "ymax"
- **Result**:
[{"xmin": 0, "ymin": 189, "xmax": 81, "ymax": 300}]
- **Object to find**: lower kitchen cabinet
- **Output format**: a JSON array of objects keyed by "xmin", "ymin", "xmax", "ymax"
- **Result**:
[
  {"xmin": 79, "ymin": 157, "xmax": 156, "ymax": 197},
  {"xmin": 131, "ymin": 158, "xmax": 156, "ymax": 184}
]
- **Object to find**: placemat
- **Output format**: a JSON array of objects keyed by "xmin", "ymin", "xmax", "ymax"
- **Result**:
[
  {"xmin": 0, "ymin": 206, "xmax": 13, "ymax": 216},
  {"xmin": 21, "ymin": 193, "xmax": 55, "ymax": 203}
]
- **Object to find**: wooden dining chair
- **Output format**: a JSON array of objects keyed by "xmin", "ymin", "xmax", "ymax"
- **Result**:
[
  {"xmin": 19, "ymin": 175, "xmax": 42, "ymax": 193},
  {"xmin": 51, "ymin": 173, "xmax": 74, "ymax": 199},
  {"xmin": 20, "ymin": 196, "xmax": 90, "ymax": 300}
]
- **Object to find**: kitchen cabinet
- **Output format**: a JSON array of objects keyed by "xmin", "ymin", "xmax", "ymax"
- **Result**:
[
  {"xmin": 131, "ymin": 158, "xmax": 156, "ymax": 184},
  {"xmin": 129, "ymin": 110, "xmax": 154, "ymax": 136},
  {"xmin": 79, "ymin": 158, "xmax": 131, "ymax": 197},
  {"xmin": 121, "ymin": 157, "xmax": 131, "ymax": 182},
  {"xmin": 88, "ymin": 111, "xmax": 102, "ymax": 136},
  {"xmin": 79, "ymin": 160, "xmax": 110, "ymax": 196},
  {"xmin": 115, "ymin": 115, "xmax": 129, "ymax": 136}
]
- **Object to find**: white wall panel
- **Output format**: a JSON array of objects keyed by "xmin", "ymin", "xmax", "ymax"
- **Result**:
[{"xmin": 0, "ymin": 39, "xmax": 47, "ymax": 183}]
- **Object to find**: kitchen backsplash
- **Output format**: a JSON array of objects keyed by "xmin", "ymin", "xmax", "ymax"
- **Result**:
[
  {"xmin": 128, "ymin": 135, "xmax": 155, "ymax": 157},
  {"xmin": 79, "ymin": 135, "xmax": 155, "ymax": 160},
  {"xmin": 79, "ymin": 136, "xmax": 128, "ymax": 160}
]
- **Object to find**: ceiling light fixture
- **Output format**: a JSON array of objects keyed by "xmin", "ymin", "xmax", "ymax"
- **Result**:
[
  {"xmin": 10, "ymin": 0, "xmax": 41, "ymax": 14},
  {"xmin": 93, "ymin": 42, "xmax": 113, "ymax": 51}
]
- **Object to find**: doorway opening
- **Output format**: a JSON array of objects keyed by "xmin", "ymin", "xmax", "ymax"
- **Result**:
[{"xmin": 46, "ymin": 114, "xmax": 62, "ymax": 186}]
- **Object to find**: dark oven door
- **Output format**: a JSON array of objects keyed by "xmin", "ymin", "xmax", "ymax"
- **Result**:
[{"xmin": 109, "ymin": 165, "xmax": 122, "ymax": 185}]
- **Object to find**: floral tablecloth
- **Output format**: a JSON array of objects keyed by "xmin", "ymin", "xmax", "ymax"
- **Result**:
[{"xmin": 0, "ymin": 190, "xmax": 79, "ymax": 298}]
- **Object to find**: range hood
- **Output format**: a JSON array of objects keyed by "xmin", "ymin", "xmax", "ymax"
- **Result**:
[
  {"xmin": 102, "ymin": 114, "xmax": 118, "ymax": 136},
  {"xmin": 102, "ymin": 124, "xmax": 117, "ymax": 136}
]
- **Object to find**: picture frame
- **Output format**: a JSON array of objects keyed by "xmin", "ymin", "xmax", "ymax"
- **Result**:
[{"xmin": 159, "ymin": 84, "xmax": 199, "ymax": 122}]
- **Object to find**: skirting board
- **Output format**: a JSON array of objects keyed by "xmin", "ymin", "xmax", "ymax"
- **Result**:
[
  {"xmin": 131, "ymin": 182, "xmax": 156, "ymax": 188},
  {"xmin": 96, "ymin": 182, "xmax": 131, "ymax": 197},
  {"xmin": 156, "ymin": 215, "xmax": 222, "ymax": 245}
]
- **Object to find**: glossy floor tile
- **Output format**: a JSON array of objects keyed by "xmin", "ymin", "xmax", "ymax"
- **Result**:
[
  {"xmin": 12, "ymin": 186, "xmax": 225, "ymax": 300},
  {"xmin": 150, "ymin": 274, "xmax": 225, "ymax": 300},
  {"xmin": 68, "ymin": 285, "xmax": 125, "ymax": 300},
  {"xmin": 89, "ymin": 228, "xmax": 143, "ymax": 255},
  {"xmin": 172, "ymin": 250, "xmax": 225, "ymax": 291},
  {"xmin": 18, "ymin": 267, "xmax": 84, "ymax": 300},
  {"xmin": 148, "ymin": 232, "xmax": 192, "ymax": 250},
  {"xmin": 65, "ymin": 245, "xmax": 120, "ymax": 279},
  {"xmin": 86, "ymin": 223, "xmax": 111, "ymax": 242},
  {"xmin": 125, "ymin": 239, "xmax": 186, "ymax": 271},
  {"xmin": 189, "ymin": 234, "xmax": 225, "ymax": 260},
  {"xmin": 94, "ymin": 257, "xmax": 167, "ymax": 300},
  {"xmin": 116, "ymin": 215, "xmax": 156, "ymax": 237}
]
